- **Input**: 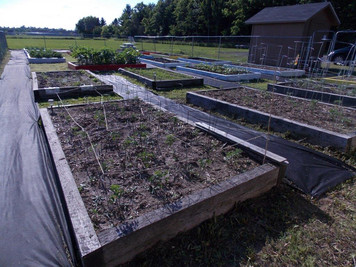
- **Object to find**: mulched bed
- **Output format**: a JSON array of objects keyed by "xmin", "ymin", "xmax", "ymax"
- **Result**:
[
  {"xmin": 285, "ymin": 80, "xmax": 356, "ymax": 97},
  {"xmin": 199, "ymin": 88, "xmax": 356, "ymax": 134},
  {"xmin": 51, "ymin": 99, "xmax": 259, "ymax": 232},
  {"xmin": 37, "ymin": 71, "xmax": 105, "ymax": 88}
]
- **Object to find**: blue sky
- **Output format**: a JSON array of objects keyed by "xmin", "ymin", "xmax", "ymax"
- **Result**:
[{"xmin": 0, "ymin": 0, "xmax": 158, "ymax": 30}]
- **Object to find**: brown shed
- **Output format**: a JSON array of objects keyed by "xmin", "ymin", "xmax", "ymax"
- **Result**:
[{"xmin": 245, "ymin": 2, "xmax": 340, "ymax": 67}]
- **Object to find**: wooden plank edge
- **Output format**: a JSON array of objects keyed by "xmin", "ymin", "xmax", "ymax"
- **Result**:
[
  {"xmin": 186, "ymin": 91, "xmax": 355, "ymax": 151},
  {"xmin": 39, "ymin": 108, "xmax": 101, "ymax": 258},
  {"xmin": 84, "ymin": 164, "xmax": 279, "ymax": 266}
]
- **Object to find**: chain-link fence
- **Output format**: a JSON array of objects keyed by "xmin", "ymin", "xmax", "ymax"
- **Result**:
[
  {"xmin": 0, "ymin": 31, "xmax": 8, "ymax": 62},
  {"xmin": 5, "ymin": 31, "xmax": 356, "ymax": 76},
  {"xmin": 135, "ymin": 35, "xmax": 339, "ymax": 69}
]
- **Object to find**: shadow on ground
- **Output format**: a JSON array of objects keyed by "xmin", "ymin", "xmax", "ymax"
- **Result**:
[{"xmin": 121, "ymin": 184, "xmax": 331, "ymax": 266}]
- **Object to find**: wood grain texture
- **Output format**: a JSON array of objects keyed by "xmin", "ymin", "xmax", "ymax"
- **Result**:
[{"xmin": 40, "ymin": 108, "xmax": 101, "ymax": 257}]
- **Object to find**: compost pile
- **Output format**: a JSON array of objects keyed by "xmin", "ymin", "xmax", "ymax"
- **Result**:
[{"xmin": 51, "ymin": 99, "xmax": 259, "ymax": 232}]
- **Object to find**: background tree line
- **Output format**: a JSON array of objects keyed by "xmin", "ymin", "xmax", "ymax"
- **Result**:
[
  {"xmin": 76, "ymin": 0, "xmax": 355, "ymax": 37},
  {"xmin": 0, "ymin": 26, "xmax": 77, "ymax": 36}
]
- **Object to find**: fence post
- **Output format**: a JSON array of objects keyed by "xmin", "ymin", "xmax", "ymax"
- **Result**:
[
  {"xmin": 191, "ymin": 36, "xmax": 194, "ymax": 57},
  {"xmin": 171, "ymin": 36, "xmax": 173, "ymax": 55},
  {"xmin": 304, "ymin": 36, "xmax": 312, "ymax": 70},
  {"xmin": 218, "ymin": 36, "xmax": 222, "ymax": 60}
]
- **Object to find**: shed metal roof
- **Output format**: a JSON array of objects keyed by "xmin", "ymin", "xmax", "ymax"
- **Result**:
[{"xmin": 245, "ymin": 2, "xmax": 340, "ymax": 26}]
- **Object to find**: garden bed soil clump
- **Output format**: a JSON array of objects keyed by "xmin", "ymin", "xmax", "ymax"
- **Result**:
[
  {"xmin": 51, "ymin": 99, "xmax": 259, "ymax": 232},
  {"xmin": 284, "ymin": 80, "xmax": 356, "ymax": 97},
  {"xmin": 199, "ymin": 88, "xmax": 356, "ymax": 134},
  {"xmin": 36, "ymin": 71, "xmax": 104, "ymax": 88}
]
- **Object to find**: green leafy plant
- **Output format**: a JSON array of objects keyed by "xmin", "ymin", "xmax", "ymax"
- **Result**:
[
  {"xmin": 310, "ymin": 99, "xmax": 318, "ymax": 109},
  {"xmin": 70, "ymin": 46, "xmax": 140, "ymax": 65},
  {"xmin": 329, "ymin": 107, "xmax": 342, "ymax": 120},
  {"xmin": 149, "ymin": 170, "xmax": 168, "ymax": 184},
  {"xmin": 110, "ymin": 184, "xmax": 124, "ymax": 204},
  {"xmin": 198, "ymin": 158, "xmax": 211, "ymax": 169},
  {"xmin": 26, "ymin": 47, "xmax": 63, "ymax": 58},
  {"xmin": 165, "ymin": 134, "xmax": 175, "ymax": 146},
  {"xmin": 138, "ymin": 150, "xmax": 155, "ymax": 166},
  {"xmin": 224, "ymin": 148, "xmax": 243, "ymax": 161},
  {"xmin": 191, "ymin": 64, "xmax": 248, "ymax": 75}
]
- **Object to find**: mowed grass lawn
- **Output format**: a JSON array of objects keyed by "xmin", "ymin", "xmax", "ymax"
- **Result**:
[
  {"xmin": 7, "ymin": 36, "xmax": 126, "ymax": 50},
  {"xmin": 6, "ymin": 36, "xmax": 249, "ymax": 63}
]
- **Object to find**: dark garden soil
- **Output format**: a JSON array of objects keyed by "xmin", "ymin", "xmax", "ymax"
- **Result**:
[
  {"xmin": 199, "ymin": 88, "xmax": 356, "ymax": 134},
  {"xmin": 148, "ymin": 57, "xmax": 180, "ymax": 63},
  {"xmin": 51, "ymin": 99, "xmax": 259, "ymax": 232},
  {"xmin": 37, "ymin": 71, "xmax": 105, "ymax": 88},
  {"xmin": 283, "ymin": 80, "xmax": 356, "ymax": 97}
]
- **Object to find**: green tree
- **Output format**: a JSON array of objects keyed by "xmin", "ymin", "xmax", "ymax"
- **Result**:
[
  {"xmin": 101, "ymin": 25, "xmax": 113, "ymax": 38},
  {"xmin": 171, "ymin": 0, "xmax": 203, "ymax": 35},
  {"xmin": 118, "ymin": 4, "xmax": 134, "ymax": 36},
  {"xmin": 100, "ymin": 17, "xmax": 106, "ymax": 27},
  {"xmin": 93, "ymin": 26, "xmax": 102, "ymax": 37},
  {"xmin": 75, "ymin": 16, "xmax": 101, "ymax": 36},
  {"xmin": 145, "ymin": 0, "xmax": 176, "ymax": 36}
]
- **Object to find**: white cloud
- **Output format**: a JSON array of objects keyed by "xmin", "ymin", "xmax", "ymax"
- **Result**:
[{"xmin": 0, "ymin": 0, "xmax": 157, "ymax": 30}]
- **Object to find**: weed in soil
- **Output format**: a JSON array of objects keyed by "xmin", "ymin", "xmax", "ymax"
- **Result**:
[
  {"xmin": 51, "ymin": 99, "xmax": 259, "ymax": 232},
  {"xmin": 36, "ymin": 70, "xmax": 105, "ymax": 88}
]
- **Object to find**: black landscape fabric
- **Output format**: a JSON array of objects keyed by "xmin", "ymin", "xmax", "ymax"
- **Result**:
[
  {"xmin": 0, "ymin": 51, "xmax": 75, "ymax": 266},
  {"xmin": 101, "ymin": 74, "xmax": 355, "ymax": 197}
]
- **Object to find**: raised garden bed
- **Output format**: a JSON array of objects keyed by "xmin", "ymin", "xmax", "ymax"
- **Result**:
[
  {"xmin": 178, "ymin": 57, "xmax": 231, "ymax": 65},
  {"xmin": 267, "ymin": 81, "xmax": 356, "ymax": 108},
  {"xmin": 68, "ymin": 46, "xmax": 146, "ymax": 71},
  {"xmin": 32, "ymin": 70, "xmax": 113, "ymax": 101},
  {"xmin": 67, "ymin": 61, "xmax": 146, "ymax": 71},
  {"xmin": 177, "ymin": 65, "xmax": 261, "ymax": 82},
  {"xmin": 119, "ymin": 67, "xmax": 203, "ymax": 90},
  {"xmin": 187, "ymin": 88, "xmax": 356, "ymax": 152},
  {"xmin": 139, "ymin": 57, "xmax": 187, "ymax": 68},
  {"xmin": 323, "ymin": 75, "xmax": 356, "ymax": 86},
  {"xmin": 224, "ymin": 63, "xmax": 305, "ymax": 77},
  {"xmin": 24, "ymin": 48, "xmax": 65, "ymax": 64},
  {"xmin": 40, "ymin": 99, "xmax": 287, "ymax": 266}
]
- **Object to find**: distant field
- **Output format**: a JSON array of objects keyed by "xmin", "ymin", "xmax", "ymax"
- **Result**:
[
  {"xmin": 6, "ymin": 35, "xmax": 249, "ymax": 63},
  {"xmin": 6, "ymin": 36, "xmax": 126, "ymax": 50}
]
